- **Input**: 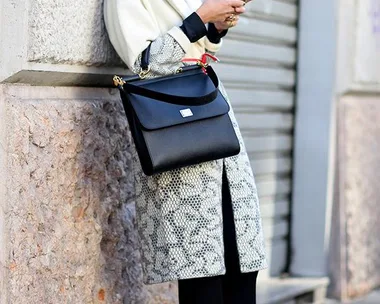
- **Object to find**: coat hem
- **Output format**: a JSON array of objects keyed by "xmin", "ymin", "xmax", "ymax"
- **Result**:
[
  {"xmin": 143, "ymin": 258, "xmax": 268, "ymax": 285},
  {"xmin": 143, "ymin": 270, "xmax": 226, "ymax": 285},
  {"xmin": 240, "ymin": 259, "xmax": 269, "ymax": 274}
]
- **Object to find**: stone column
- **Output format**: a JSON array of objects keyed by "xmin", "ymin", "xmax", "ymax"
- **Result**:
[
  {"xmin": 0, "ymin": 1, "xmax": 177, "ymax": 303},
  {"xmin": 0, "ymin": 86, "xmax": 8, "ymax": 304},
  {"xmin": 329, "ymin": 0, "xmax": 380, "ymax": 300}
]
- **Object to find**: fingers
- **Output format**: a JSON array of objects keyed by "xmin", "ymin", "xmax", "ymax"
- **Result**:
[
  {"xmin": 234, "ymin": 6, "xmax": 246, "ymax": 14},
  {"xmin": 229, "ymin": 0, "xmax": 246, "ymax": 15},
  {"xmin": 229, "ymin": 0, "xmax": 245, "ymax": 8},
  {"xmin": 227, "ymin": 19, "xmax": 239, "ymax": 28},
  {"xmin": 224, "ymin": 14, "xmax": 240, "ymax": 28}
]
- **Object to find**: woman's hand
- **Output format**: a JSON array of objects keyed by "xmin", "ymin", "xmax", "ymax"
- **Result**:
[
  {"xmin": 213, "ymin": 15, "xmax": 240, "ymax": 32},
  {"xmin": 196, "ymin": 0, "xmax": 247, "ymax": 24}
]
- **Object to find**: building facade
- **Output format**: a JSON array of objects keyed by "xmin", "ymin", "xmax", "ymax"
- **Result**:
[{"xmin": 292, "ymin": 0, "xmax": 380, "ymax": 301}]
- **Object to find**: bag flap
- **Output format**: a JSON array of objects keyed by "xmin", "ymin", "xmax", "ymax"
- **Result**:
[{"xmin": 125, "ymin": 72, "xmax": 230, "ymax": 130}]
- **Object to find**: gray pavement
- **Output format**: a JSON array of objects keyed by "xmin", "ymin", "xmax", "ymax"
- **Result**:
[{"xmin": 326, "ymin": 289, "xmax": 380, "ymax": 304}]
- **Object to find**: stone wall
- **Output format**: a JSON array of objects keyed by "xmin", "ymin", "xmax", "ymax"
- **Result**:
[
  {"xmin": 0, "ymin": 86, "xmax": 8, "ymax": 304},
  {"xmin": 0, "ymin": 0, "xmax": 180, "ymax": 302},
  {"xmin": 28, "ymin": 0, "xmax": 120, "ymax": 66},
  {"xmin": 0, "ymin": 86, "xmax": 178, "ymax": 303},
  {"xmin": 330, "ymin": 95, "xmax": 380, "ymax": 300},
  {"xmin": 0, "ymin": 0, "xmax": 126, "ymax": 86}
]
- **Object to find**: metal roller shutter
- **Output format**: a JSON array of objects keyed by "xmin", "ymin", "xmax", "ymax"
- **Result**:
[{"xmin": 214, "ymin": 0, "xmax": 298, "ymax": 279}]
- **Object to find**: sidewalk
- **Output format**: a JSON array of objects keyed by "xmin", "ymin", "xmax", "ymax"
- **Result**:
[{"xmin": 326, "ymin": 290, "xmax": 380, "ymax": 304}]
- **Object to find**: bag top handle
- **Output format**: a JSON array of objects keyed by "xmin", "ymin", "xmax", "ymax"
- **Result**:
[{"xmin": 121, "ymin": 65, "xmax": 220, "ymax": 106}]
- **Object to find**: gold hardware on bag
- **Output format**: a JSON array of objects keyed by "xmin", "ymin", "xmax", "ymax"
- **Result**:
[
  {"xmin": 196, "ymin": 61, "xmax": 208, "ymax": 69},
  {"xmin": 113, "ymin": 75, "xmax": 125, "ymax": 87},
  {"xmin": 176, "ymin": 67, "xmax": 183, "ymax": 74},
  {"xmin": 139, "ymin": 66, "xmax": 151, "ymax": 79}
]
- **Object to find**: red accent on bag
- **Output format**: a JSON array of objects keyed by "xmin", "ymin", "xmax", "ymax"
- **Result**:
[{"xmin": 182, "ymin": 53, "xmax": 219, "ymax": 73}]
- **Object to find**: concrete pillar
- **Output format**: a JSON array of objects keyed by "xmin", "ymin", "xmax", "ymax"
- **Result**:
[
  {"xmin": 290, "ymin": 0, "xmax": 337, "ymax": 277},
  {"xmin": 0, "ymin": 1, "xmax": 177, "ymax": 303}
]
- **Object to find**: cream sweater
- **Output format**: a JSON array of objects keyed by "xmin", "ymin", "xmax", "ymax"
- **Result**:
[{"xmin": 103, "ymin": 0, "xmax": 222, "ymax": 70}]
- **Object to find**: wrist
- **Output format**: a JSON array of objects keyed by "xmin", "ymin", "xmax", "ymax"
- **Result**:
[
  {"xmin": 181, "ymin": 12, "xmax": 208, "ymax": 43},
  {"xmin": 214, "ymin": 23, "xmax": 225, "ymax": 33},
  {"xmin": 196, "ymin": 7, "xmax": 210, "ymax": 24},
  {"xmin": 207, "ymin": 23, "xmax": 228, "ymax": 44}
]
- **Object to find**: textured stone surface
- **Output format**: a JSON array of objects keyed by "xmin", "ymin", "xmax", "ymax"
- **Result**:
[
  {"xmin": 0, "ymin": 85, "xmax": 178, "ymax": 303},
  {"xmin": 336, "ymin": 95, "xmax": 380, "ymax": 299},
  {"xmin": 327, "ymin": 289, "xmax": 380, "ymax": 304},
  {"xmin": 28, "ymin": 0, "xmax": 121, "ymax": 66},
  {"xmin": 0, "ymin": 0, "xmax": 125, "ymax": 85},
  {"xmin": 146, "ymin": 282, "xmax": 178, "ymax": 304},
  {"xmin": 0, "ymin": 85, "xmax": 8, "ymax": 304}
]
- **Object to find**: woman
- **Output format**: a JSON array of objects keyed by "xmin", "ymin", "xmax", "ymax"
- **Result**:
[{"xmin": 104, "ymin": 0, "xmax": 267, "ymax": 303}]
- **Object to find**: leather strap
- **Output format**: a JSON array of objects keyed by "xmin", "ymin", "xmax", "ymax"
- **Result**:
[
  {"xmin": 141, "ymin": 45, "xmax": 151, "ymax": 71},
  {"xmin": 122, "ymin": 66, "xmax": 220, "ymax": 106}
]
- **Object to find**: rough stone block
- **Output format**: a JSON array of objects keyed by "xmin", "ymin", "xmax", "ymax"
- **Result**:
[
  {"xmin": 0, "ymin": 84, "xmax": 178, "ymax": 303},
  {"xmin": 146, "ymin": 283, "xmax": 179, "ymax": 304},
  {"xmin": 0, "ymin": 0, "xmax": 127, "ymax": 86},
  {"xmin": 333, "ymin": 95, "xmax": 380, "ymax": 299},
  {"xmin": 0, "ymin": 85, "xmax": 8, "ymax": 304}
]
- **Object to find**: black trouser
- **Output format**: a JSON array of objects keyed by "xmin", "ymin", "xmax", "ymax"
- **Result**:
[{"xmin": 178, "ymin": 169, "xmax": 258, "ymax": 304}]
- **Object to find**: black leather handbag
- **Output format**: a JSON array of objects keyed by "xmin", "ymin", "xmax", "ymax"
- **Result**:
[{"xmin": 113, "ymin": 46, "xmax": 240, "ymax": 176}]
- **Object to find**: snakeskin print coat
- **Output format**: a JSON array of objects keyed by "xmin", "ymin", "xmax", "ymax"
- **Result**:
[{"xmin": 104, "ymin": 0, "xmax": 267, "ymax": 284}]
